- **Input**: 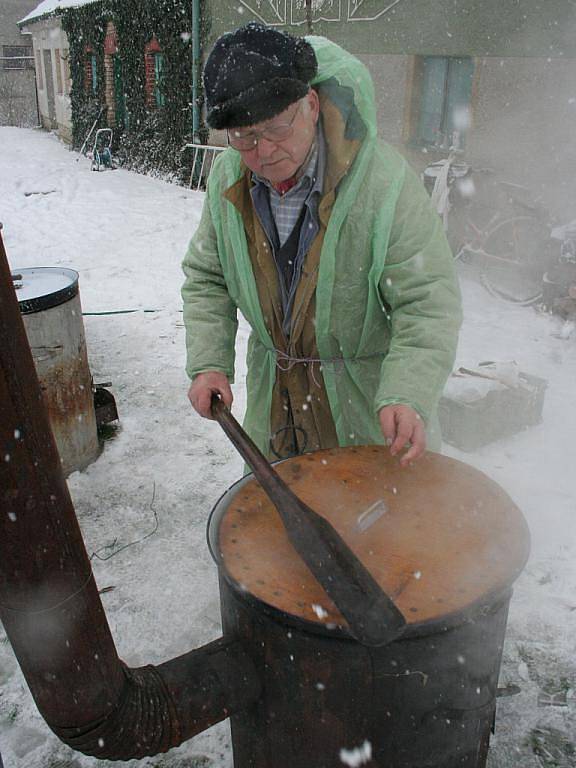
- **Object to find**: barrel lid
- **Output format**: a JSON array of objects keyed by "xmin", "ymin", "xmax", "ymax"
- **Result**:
[
  {"xmin": 11, "ymin": 267, "xmax": 79, "ymax": 314},
  {"xmin": 209, "ymin": 446, "xmax": 530, "ymax": 640}
]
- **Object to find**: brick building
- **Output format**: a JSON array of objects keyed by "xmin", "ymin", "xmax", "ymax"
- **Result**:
[{"xmin": 20, "ymin": 0, "xmax": 170, "ymax": 143}]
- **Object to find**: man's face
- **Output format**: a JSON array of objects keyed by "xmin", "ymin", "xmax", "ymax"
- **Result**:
[{"xmin": 229, "ymin": 89, "xmax": 320, "ymax": 184}]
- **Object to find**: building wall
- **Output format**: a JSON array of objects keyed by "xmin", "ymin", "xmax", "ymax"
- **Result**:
[
  {"xmin": 0, "ymin": 0, "xmax": 39, "ymax": 126},
  {"xmin": 359, "ymin": 52, "xmax": 576, "ymax": 220},
  {"xmin": 358, "ymin": 53, "xmax": 410, "ymax": 146},
  {"xmin": 204, "ymin": 1, "xmax": 576, "ymax": 218},
  {"xmin": 468, "ymin": 56, "xmax": 576, "ymax": 220},
  {"xmin": 207, "ymin": 0, "xmax": 576, "ymax": 58},
  {"xmin": 23, "ymin": 18, "xmax": 72, "ymax": 142}
]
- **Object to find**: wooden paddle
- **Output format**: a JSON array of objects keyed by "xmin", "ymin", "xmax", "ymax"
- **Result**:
[{"xmin": 211, "ymin": 396, "xmax": 407, "ymax": 647}]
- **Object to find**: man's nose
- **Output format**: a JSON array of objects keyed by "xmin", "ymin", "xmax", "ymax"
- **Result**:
[{"xmin": 256, "ymin": 136, "xmax": 277, "ymax": 158}]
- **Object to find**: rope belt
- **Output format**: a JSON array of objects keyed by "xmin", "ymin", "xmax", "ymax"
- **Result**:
[
  {"xmin": 275, "ymin": 350, "xmax": 343, "ymax": 386},
  {"xmin": 273, "ymin": 349, "xmax": 382, "ymax": 386}
]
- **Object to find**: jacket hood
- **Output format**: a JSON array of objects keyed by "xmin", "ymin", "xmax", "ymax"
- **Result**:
[{"xmin": 307, "ymin": 35, "xmax": 378, "ymax": 142}]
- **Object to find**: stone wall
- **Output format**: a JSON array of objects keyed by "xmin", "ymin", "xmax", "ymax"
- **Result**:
[{"xmin": 0, "ymin": 0, "xmax": 39, "ymax": 126}]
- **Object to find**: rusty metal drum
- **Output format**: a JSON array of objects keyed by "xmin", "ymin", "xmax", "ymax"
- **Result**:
[
  {"xmin": 209, "ymin": 445, "xmax": 530, "ymax": 768},
  {"xmin": 13, "ymin": 267, "xmax": 99, "ymax": 476}
]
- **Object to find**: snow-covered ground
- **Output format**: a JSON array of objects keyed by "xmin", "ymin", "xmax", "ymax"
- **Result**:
[{"xmin": 0, "ymin": 127, "xmax": 575, "ymax": 768}]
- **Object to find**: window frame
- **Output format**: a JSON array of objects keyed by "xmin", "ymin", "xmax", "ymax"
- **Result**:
[
  {"xmin": 2, "ymin": 45, "xmax": 34, "ymax": 71},
  {"xmin": 91, "ymin": 53, "xmax": 98, "ymax": 94},
  {"xmin": 154, "ymin": 52, "xmax": 165, "ymax": 108},
  {"xmin": 412, "ymin": 55, "xmax": 474, "ymax": 151}
]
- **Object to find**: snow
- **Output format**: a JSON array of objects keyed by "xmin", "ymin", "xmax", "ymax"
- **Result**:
[
  {"xmin": 19, "ymin": 0, "xmax": 99, "ymax": 26},
  {"xmin": 1, "ymin": 126, "xmax": 575, "ymax": 767},
  {"xmin": 339, "ymin": 740, "xmax": 372, "ymax": 767},
  {"xmin": 312, "ymin": 603, "xmax": 329, "ymax": 620}
]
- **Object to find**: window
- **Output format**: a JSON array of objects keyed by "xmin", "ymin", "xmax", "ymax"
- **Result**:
[
  {"xmin": 55, "ymin": 49, "xmax": 63, "ymax": 94},
  {"xmin": 154, "ymin": 53, "xmax": 165, "ymax": 107},
  {"xmin": 113, "ymin": 55, "xmax": 127, "ymax": 129},
  {"xmin": 91, "ymin": 53, "xmax": 98, "ymax": 94},
  {"xmin": 414, "ymin": 56, "xmax": 474, "ymax": 150},
  {"xmin": 2, "ymin": 45, "xmax": 34, "ymax": 70}
]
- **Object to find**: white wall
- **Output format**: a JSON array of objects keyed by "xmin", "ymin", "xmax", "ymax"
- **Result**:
[
  {"xmin": 25, "ymin": 17, "xmax": 72, "ymax": 141},
  {"xmin": 468, "ymin": 56, "xmax": 576, "ymax": 220}
]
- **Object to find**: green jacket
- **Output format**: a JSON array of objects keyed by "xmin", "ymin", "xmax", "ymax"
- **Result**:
[{"xmin": 182, "ymin": 35, "xmax": 462, "ymax": 455}]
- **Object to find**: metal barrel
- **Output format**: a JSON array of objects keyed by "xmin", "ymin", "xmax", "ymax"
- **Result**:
[
  {"xmin": 209, "ymin": 445, "xmax": 530, "ymax": 768},
  {"xmin": 219, "ymin": 575, "xmax": 508, "ymax": 768},
  {"xmin": 14, "ymin": 267, "xmax": 100, "ymax": 475}
]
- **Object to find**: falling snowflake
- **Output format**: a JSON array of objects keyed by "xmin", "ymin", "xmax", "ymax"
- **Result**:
[
  {"xmin": 339, "ymin": 740, "xmax": 372, "ymax": 767},
  {"xmin": 312, "ymin": 603, "xmax": 328, "ymax": 619}
]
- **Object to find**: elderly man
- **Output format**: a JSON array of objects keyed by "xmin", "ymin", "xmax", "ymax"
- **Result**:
[{"xmin": 182, "ymin": 23, "xmax": 461, "ymax": 465}]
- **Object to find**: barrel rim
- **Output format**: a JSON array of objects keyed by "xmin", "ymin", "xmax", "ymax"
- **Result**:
[
  {"xmin": 12, "ymin": 267, "xmax": 79, "ymax": 315},
  {"xmin": 218, "ymin": 568, "xmax": 514, "ymax": 643},
  {"xmin": 207, "ymin": 469, "xmax": 522, "ymax": 643}
]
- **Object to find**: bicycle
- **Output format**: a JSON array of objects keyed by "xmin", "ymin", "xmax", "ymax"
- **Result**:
[{"xmin": 424, "ymin": 158, "xmax": 556, "ymax": 305}]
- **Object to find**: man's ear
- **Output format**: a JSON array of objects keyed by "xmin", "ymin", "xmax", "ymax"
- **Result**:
[{"xmin": 307, "ymin": 88, "xmax": 320, "ymax": 124}]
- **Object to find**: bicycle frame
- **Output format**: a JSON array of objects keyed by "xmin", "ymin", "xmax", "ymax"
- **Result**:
[{"xmin": 437, "ymin": 160, "xmax": 555, "ymax": 304}]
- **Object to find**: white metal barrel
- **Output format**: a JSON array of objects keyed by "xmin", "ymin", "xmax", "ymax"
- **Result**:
[{"xmin": 12, "ymin": 267, "xmax": 100, "ymax": 476}]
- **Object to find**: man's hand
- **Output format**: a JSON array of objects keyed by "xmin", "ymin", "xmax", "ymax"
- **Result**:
[
  {"xmin": 378, "ymin": 404, "xmax": 426, "ymax": 467},
  {"xmin": 188, "ymin": 371, "xmax": 233, "ymax": 419}
]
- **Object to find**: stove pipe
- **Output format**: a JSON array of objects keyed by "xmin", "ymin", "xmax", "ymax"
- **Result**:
[{"xmin": 0, "ymin": 227, "xmax": 260, "ymax": 760}]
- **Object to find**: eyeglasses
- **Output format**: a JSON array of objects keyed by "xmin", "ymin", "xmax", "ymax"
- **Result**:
[{"xmin": 227, "ymin": 100, "xmax": 303, "ymax": 151}]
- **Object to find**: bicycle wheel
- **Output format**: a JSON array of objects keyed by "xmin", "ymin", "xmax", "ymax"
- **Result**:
[{"xmin": 480, "ymin": 216, "xmax": 549, "ymax": 304}]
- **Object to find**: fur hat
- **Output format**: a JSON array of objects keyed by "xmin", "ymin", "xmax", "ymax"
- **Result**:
[{"xmin": 203, "ymin": 22, "xmax": 318, "ymax": 130}]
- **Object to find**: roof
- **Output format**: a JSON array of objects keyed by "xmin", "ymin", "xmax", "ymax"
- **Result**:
[{"xmin": 19, "ymin": 0, "xmax": 100, "ymax": 26}]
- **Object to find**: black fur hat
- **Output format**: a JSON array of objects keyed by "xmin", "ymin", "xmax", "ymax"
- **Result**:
[{"xmin": 203, "ymin": 22, "xmax": 318, "ymax": 130}]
